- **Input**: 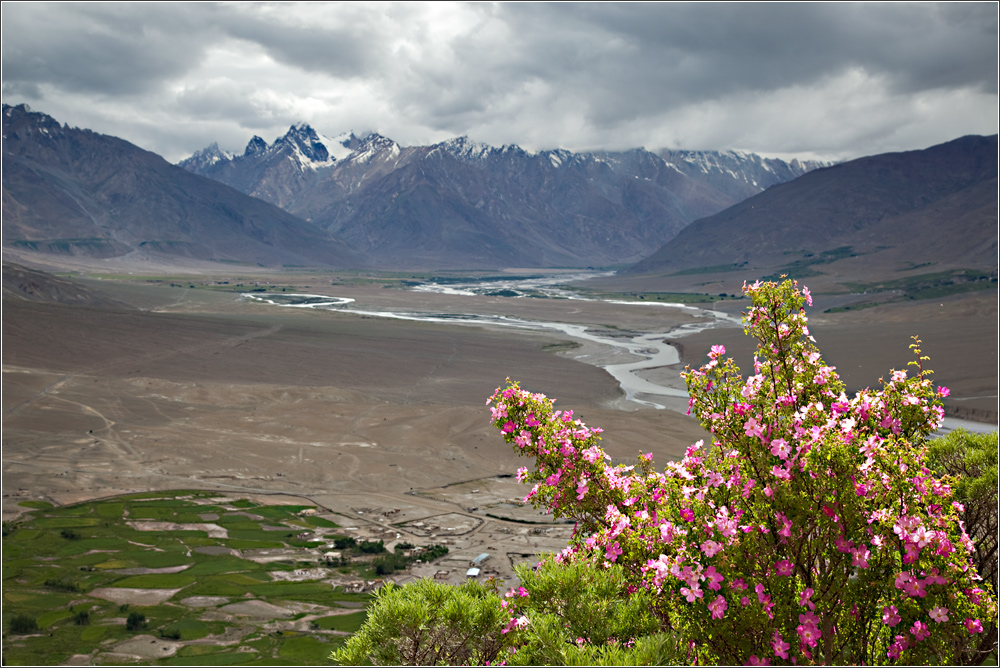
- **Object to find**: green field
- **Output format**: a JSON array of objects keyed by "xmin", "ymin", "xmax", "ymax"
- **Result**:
[{"xmin": 1, "ymin": 491, "xmax": 382, "ymax": 665}]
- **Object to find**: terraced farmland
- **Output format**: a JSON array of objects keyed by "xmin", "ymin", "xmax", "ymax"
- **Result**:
[{"xmin": 1, "ymin": 490, "xmax": 391, "ymax": 665}]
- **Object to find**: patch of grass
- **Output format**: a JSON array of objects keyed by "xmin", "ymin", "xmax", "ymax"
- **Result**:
[
  {"xmin": 313, "ymin": 610, "xmax": 368, "ymax": 633},
  {"xmin": 178, "ymin": 579, "xmax": 251, "ymax": 598},
  {"xmin": 254, "ymin": 505, "xmax": 314, "ymax": 521},
  {"xmin": 17, "ymin": 500, "xmax": 54, "ymax": 510},
  {"xmin": 163, "ymin": 652, "xmax": 252, "ymax": 665},
  {"xmin": 246, "ymin": 581, "xmax": 333, "ymax": 600},
  {"xmin": 177, "ymin": 644, "xmax": 231, "ymax": 657},
  {"xmin": 33, "ymin": 517, "xmax": 101, "ymax": 528},
  {"xmin": 6, "ymin": 528, "xmax": 41, "ymax": 542},
  {"xmin": 161, "ymin": 618, "xmax": 214, "ymax": 640},
  {"xmin": 303, "ymin": 516, "xmax": 339, "ymax": 528},
  {"xmin": 36, "ymin": 608, "xmax": 75, "ymax": 628},
  {"xmin": 185, "ymin": 556, "xmax": 262, "ymax": 576},
  {"xmin": 129, "ymin": 550, "xmax": 193, "ymax": 569},
  {"xmin": 96, "ymin": 502, "xmax": 125, "ymax": 518},
  {"xmin": 278, "ymin": 634, "xmax": 336, "ymax": 663}
]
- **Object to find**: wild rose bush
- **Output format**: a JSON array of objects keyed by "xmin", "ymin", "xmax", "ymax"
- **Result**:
[{"xmin": 488, "ymin": 279, "xmax": 995, "ymax": 665}]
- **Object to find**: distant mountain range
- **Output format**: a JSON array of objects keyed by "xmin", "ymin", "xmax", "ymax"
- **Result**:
[
  {"xmin": 629, "ymin": 134, "xmax": 998, "ymax": 278},
  {"xmin": 179, "ymin": 124, "xmax": 827, "ymax": 268},
  {"xmin": 5, "ymin": 103, "xmax": 994, "ymax": 279},
  {"xmin": 2, "ymin": 104, "xmax": 364, "ymax": 269}
]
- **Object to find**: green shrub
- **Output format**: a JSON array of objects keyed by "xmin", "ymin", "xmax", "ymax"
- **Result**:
[
  {"xmin": 358, "ymin": 540, "xmax": 384, "ymax": 554},
  {"xmin": 126, "ymin": 612, "xmax": 147, "ymax": 631},
  {"xmin": 9, "ymin": 613, "xmax": 39, "ymax": 634}
]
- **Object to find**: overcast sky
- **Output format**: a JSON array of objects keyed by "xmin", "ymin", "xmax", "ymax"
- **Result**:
[{"xmin": 2, "ymin": 2, "xmax": 997, "ymax": 163}]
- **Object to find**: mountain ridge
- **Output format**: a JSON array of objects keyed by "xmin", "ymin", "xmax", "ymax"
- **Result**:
[
  {"xmin": 179, "ymin": 124, "xmax": 830, "ymax": 269},
  {"xmin": 628, "ymin": 134, "xmax": 999, "ymax": 280},
  {"xmin": 2, "ymin": 104, "xmax": 367, "ymax": 270}
]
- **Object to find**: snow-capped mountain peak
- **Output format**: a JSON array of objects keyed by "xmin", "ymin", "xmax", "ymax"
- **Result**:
[{"xmin": 176, "ymin": 142, "xmax": 234, "ymax": 171}]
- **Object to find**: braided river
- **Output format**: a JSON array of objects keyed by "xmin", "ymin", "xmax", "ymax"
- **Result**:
[{"xmin": 242, "ymin": 272, "xmax": 741, "ymax": 410}]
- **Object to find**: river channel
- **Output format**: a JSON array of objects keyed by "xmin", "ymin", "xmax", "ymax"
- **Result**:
[
  {"xmin": 242, "ymin": 272, "xmax": 741, "ymax": 410},
  {"xmin": 240, "ymin": 274, "xmax": 991, "ymax": 434}
]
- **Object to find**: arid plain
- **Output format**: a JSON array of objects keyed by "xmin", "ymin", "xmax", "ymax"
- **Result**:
[{"xmin": 3, "ymin": 268, "xmax": 997, "ymax": 584}]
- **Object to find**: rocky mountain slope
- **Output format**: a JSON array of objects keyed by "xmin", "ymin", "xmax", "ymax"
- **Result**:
[
  {"xmin": 2, "ymin": 104, "xmax": 365, "ymax": 269},
  {"xmin": 2, "ymin": 261, "xmax": 130, "ymax": 309},
  {"xmin": 181, "ymin": 126, "xmax": 827, "ymax": 269},
  {"xmin": 629, "ymin": 135, "xmax": 999, "ymax": 279}
]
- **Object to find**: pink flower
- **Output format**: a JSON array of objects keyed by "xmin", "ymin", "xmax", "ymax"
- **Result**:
[
  {"xmin": 710, "ymin": 344, "xmax": 726, "ymax": 358},
  {"xmin": 929, "ymin": 606, "xmax": 949, "ymax": 623},
  {"xmin": 708, "ymin": 595, "xmax": 728, "ymax": 619},
  {"xmin": 681, "ymin": 586, "xmax": 703, "ymax": 603},
  {"xmin": 799, "ymin": 588, "xmax": 816, "ymax": 611},
  {"xmin": 772, "ymin": 631, "xmax": 790, "ymax": 659},
  {"xmin": 771, "ymin": 465, "xmax": 792, "ymax": 480},
  {"xmin": 769, "ymin": 438, "xmax": 791, "ymax": 459},
  {"xmin": 605, "ymin": 542, "xmax": 622, "ymax": 562},
  {"xmin": 705, "ymin": 566, "xmax": 724, "ymax": 591},
  {"xmin": 744, "ymin": 416, "xmax": 764, "ymax": 438},
  {"xmin": 802, "ymin": 286, "xmax": 812, "ymax": 306},
  {"xmin": 680, "ymin": 508, "xmax": 695, "ymax": 522},
  {"xmin": 798, "ymin": 611, "xmax": 820, "ymax": 628},
  {"xmin": 834, "ymin": 536, "xmax": 854, "ymax": 553},
  {"xmin": 903, "ymin": 579, "xmax": 928, "ymax": 598},
  {"xmin": 882, "ymin": 605, "xmax": 901, "ymax": 627},
  {"xmin": 701, "ymin": 540, "xmax": 723, "ymax": 557},
  {"xmin": 775, "ymin": 559, "xmax": 794, "ymax": 576},
  {"xmin": 797, "ymin": 622, "xmax": 821, "ymax": 648},
  {"xmin": 775, "ymin": 512, "xmax": 792, "ymax": 538},
  {"xmin": 910, "ymin": 620, "xmax": 930, "ymax": 642},
  {"xmin": 747, "ymin": 656, "xmax": 770, "ymax": 666},
  {"xmin": 965, "ymin": 618, "xmax": 983, "ymax": 634}
]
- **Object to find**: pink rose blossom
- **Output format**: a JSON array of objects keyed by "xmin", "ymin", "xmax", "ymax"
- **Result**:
[
  {"xmin": 882, "ymin": 605, "xmax": 901, "ymax": 627},
  {"xmin": 965, "ymin": 618, "xmax": 983, "ymax": 634},
  {"xmin": 701, "ymin": 540, "xmax": 723, "ymax": 557},
  {"xmin": 929, "ymin": 606, "xmax": 949, "ymax": 623},
  {"xmin": 708, "ymin": 595, "xmax": 728, "ymax": 619},
  {"xmin": 797, "ymin": 622, "xmax": 821, "ymax": 648},
  {"xmin": 772, "ymin": 631, "xmax": 790, "ymax": 659}
]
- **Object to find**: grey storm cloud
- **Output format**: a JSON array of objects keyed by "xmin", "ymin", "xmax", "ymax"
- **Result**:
[{"xmin": 1, "ymin": 2, "xmax": 996, "ymax": 162}]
